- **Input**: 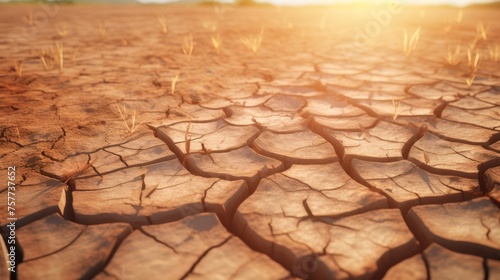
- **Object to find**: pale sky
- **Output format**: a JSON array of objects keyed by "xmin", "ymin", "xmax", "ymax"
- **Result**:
[{"xmin": 136, "ymin": 0, "xmax": 497, "ymax": 6}]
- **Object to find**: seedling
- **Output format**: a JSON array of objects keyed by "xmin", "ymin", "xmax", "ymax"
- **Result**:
[
  {"xmin": 445, "ymin": 45, "xmax": 461, "ymax": 66},
  {"xmin": 489, "ymin": 44, "xmax": 500, "ymax": 62},
  {"xmin": 240, "ymin": 28, "xmax": 264, "ymax": 54},
  {"xmin": 211, "ymin": 34, "xmax": 222, "ymax": 54},
  {"xmin": 116, "ymin": 104, "xmax": 146, "ymax": 134},
  {"xmin": 171, "ymin": 73, "xmax": 179, "ymax": 95},
  {"xmin": 12, "ymin": 60, "xmax": 23, "ymax": 77},
  {"xmin": 182, "ymin": 34, "xmax": 194, "ymax": 61},
  {"xmin": 403, "ymin": 27, "xmax": 421, "ymax": 56},
  {"xmin": 157, "ymin": 15, "xmax": 168, "ymax": 34}
]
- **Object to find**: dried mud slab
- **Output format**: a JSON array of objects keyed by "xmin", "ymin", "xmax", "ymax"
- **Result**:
[
  {"xmin": 155, "ymin": 120, "xmax": 259, "ymax": 154},
  {"xmin": 0, "ymin": 172, "xmax": 65, "ymax": 229},
  {"xmin": 96, "ymin": 213, "xmax": 289, "ymax": 280},
  {"xmin": 320, "ymin": 121, "xmax": 417, "ymax": 160},
  {"xmin": 352, "ymin": 159, "xmax": 481, "ymax": 210},
  {"xmin": 384, "ymin": 243, "xmax": 493, "ymax": 280},
  {"xmin": 312, "ymin": 114, "xmax": 378, "ymax": 131},
  {"xmin": 237, "ymin": 163, "xmax": 387, "ymax": 219},
  {"xmin": 71, "ymin": 160, "xmax": 248, "ymax": 226},
  {"xmin": 326, "ymin": 83, "xmax": 409, "ymax": 101},
  {"xmin": 42, "ymin": 131, "xmax": 176, "ymax": 180},
  {"xmin": 264, "ymin": 94, "xmax": 305, "ymax": 112},
  {"xmin": 234, "ymin": 201, "xmax": 417, "ymax": 279},
  {"xmin": 0, "ymin": 246, "xmax": 8, "ymax": 279},
  {"xmin": 225, "ymin": 106, "xmax": 308, "ymax": 132},
  {"xmin": 253, "ymin": 130, "xmax": 337, "ymax": 164},
  {"xmin": 486, "ymin": 166, "xmax": 500, "ymax": 204},
  {"xmin": 186, "ymin": 146, "xmax": 284, "ymax": 186},
  {"xmin": 148, "ymin": 104, "xmax": 226, "ymax": 128},
  {"xmin": 356, "ymin": 99, "xmax": 440, "ymax": 118},
  {"xmin": 257, "ymin": 85, "xmax": 323, "ymax": 97},
  {"xmin": 382, "ymin": 253, "xmax": 427, "ymax": 280},
  {"xmin": 303, "ymin": 95, "xmax": 366, "ymax": 117},
  {"xmin": 3, "ymin": 5, "xmax": 500, "ymax": 279},
  {"xmin": 17, "ymin": 214, "xmax": 131, "ymax": 279},
  {"xmin": 103, "ymin": 132, "xmax": 176, "ymax": 166},
  {"xmin": 409, "ymin": 132, "xmax": 499, "ymax": 178},
  {"xmin": 424, "ymin": 244, "xmax": 485, "ymax": 280},
  {"xmin": 395, "ymin": 116, "xmax": 497, "ymax": 145},
  {"xmin": 441, "ymin": 106, "xmax": 500, "ymax": 130},
  {"xmin": 407, "ymin": 197, "xmax": 500, "ymax": 260}
]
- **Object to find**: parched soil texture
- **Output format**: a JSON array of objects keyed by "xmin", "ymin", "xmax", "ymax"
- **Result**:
[{"xmin": 1, "ymin": 3, "xmax": 500, "ymax": 280}]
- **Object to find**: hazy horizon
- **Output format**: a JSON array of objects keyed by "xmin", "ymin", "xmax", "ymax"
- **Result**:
[
  {"xmin": 137, "ymin": 0, "xmax": 498, "ymax": 7},
  {"xmin": 0, "ymin": 0, "xmax": 498, "ymax": 6}
]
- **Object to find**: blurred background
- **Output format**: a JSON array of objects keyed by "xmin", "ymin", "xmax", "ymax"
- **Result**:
[{"xmin": 0, "ymin": 0, "xmax": 499, "ymax": 7}]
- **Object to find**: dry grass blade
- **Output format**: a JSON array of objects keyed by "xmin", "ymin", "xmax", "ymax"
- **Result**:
[
  {"xmin": 211, "ymin": 34, "xmax": 222, "ymax": 54},
  {"xmin": 476, "ymin": 21, "xmax": 487, "ymax": 41},
  {"xmin": 72, "ymin": 48, "xmax": 79, "ymax": 64},
  {"xmin": 392, "ymin": 99, "xmax": 401, "ymax": 120},
  {"xmin": 55, "ymin": 42, "xmax": 64, "ymax": 74},
  {"xmin": 466, "ymin": 75, "xmax": 476, "ymax": 87},
  {"xmin": 12, "ymin": 60, "xmax": 23, "ymax": 77},
  {"xmin": 14, "ymin": 126, "xmax": 20, "ymax": 139},
  {"xmin": 61, "ymin": 158, "xmax": 97, "ymax": 184},
  {"xmin": 171, "ymin": 73, "xmax": 179, "ymax": 95},
  {"xmin": 182, "ymin": 34, "xmax": 194, "ymax": 61},
  {"xmin": 240, "ymin": 28, "xmax": 264, "ymax": 54},
  {"xmin": 183, "ymin": 122, "xmax": 192, "ymax": 164},
  {"xmin": 157, "ymin": 15, "xmax": 168, "ymax": 34},
  {"xmin": 57, "ymin": 24, "xmax": 68, "ymax": 38},
  {"xmin": 359, "ymin": 124, "xmax": 372, "ymax": 142},
  {"xmin": 467, "ymin": 48, "xmax": 480, "ymax": 73},
  {"xmin": 40, "ymin": 48, "xmax": 55, "ymax": 71},
  {"xmin": 445, "ymin": 45, "xmax": 461, "ymax": 66},
  {"xmin": 116, "ymin": 104, "xmax": 146, "ymax": 134},
  {"xmin": 423, "ymin": 151, "xmax": 430, "ymax": 164},
  {"xmin": 22, "ymin": 11, "xmax": 33, "ymax": 26},
  {"xmin": 489, "ymin": 44, "xmax": 500, "ymax": 62},
  {"xmin": 403, "ymin": 27, "xmax": 421, "ymax": 56}
]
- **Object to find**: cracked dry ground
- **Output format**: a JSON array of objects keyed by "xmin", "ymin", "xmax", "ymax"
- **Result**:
[{"xmin": 1, "ymin": 4, "xmax": 500, "ymax": 280}]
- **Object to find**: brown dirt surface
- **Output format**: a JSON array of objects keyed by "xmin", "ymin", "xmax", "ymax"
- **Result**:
[{"xmin": 1, "ymin": 3, "xmax": 499, "ymax": 279}]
